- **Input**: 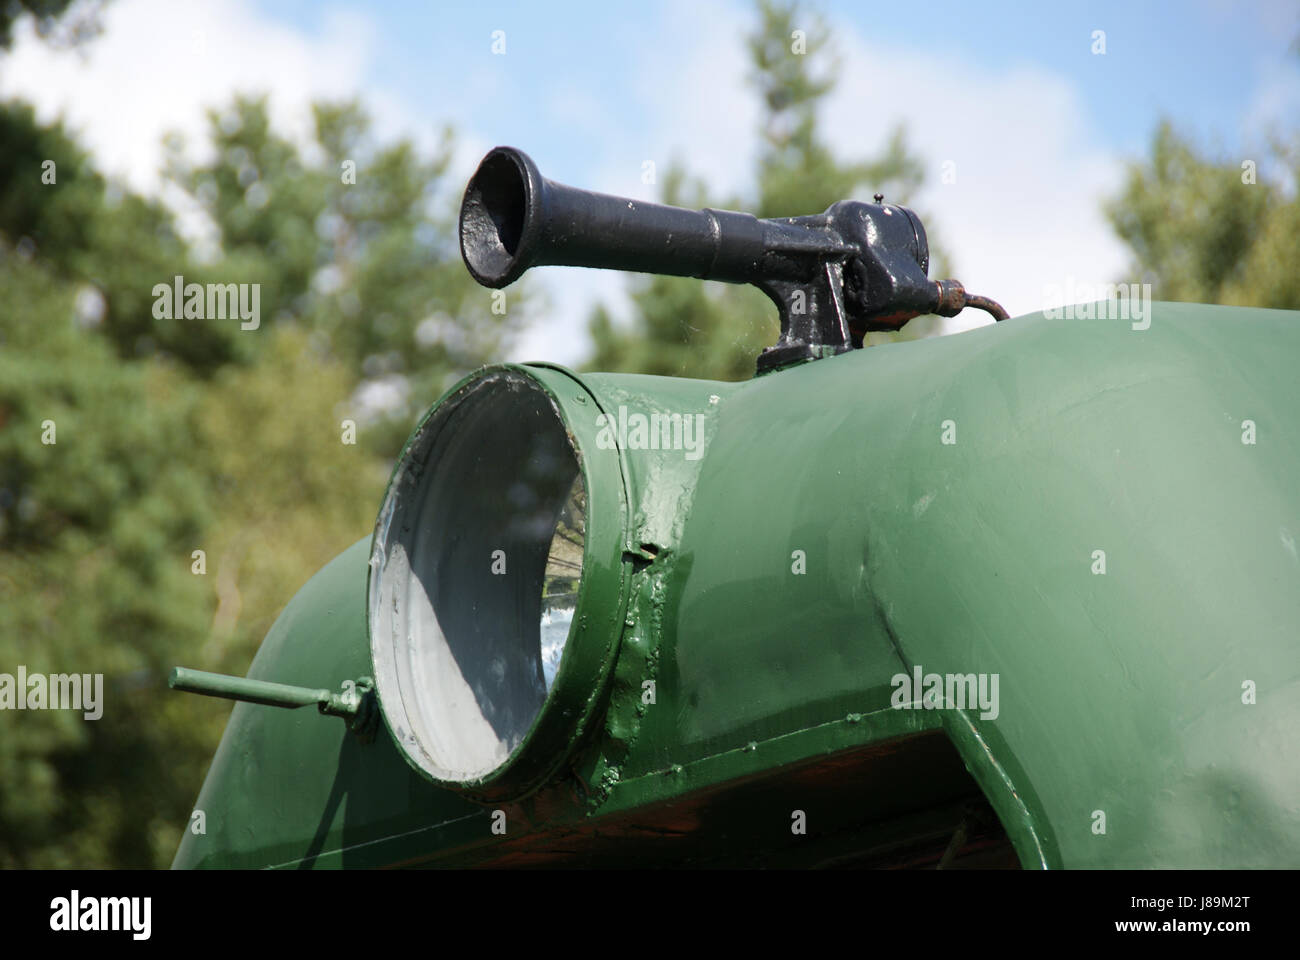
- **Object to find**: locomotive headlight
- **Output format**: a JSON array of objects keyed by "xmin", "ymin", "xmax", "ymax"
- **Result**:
[{"xmin": 368, "ymin": 365, "xmax": 629, "ymax": 801}]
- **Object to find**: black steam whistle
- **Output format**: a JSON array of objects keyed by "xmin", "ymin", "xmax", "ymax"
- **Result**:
[{"xmin": 459, "ymin": 147, "xmax": 1008, "ymax": 374}]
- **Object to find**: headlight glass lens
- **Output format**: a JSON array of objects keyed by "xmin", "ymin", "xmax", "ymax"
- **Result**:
[{"xmin": 541, "ymin": 476, "xmax": 584, "ymax": 691}]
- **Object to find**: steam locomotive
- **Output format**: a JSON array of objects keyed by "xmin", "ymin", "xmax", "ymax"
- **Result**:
[{"xmin": 170, "ymin": 147, "xmax": 1300, "ymax": 869}]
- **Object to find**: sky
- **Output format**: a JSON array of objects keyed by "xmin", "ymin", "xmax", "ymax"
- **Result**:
[{"xmin": 2, "ymin": 0, "xmax": 1297, "ymax": 366}]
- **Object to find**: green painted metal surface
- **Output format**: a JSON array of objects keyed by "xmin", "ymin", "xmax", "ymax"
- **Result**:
[{"xmin": 174, "ymin": 302, "xmax": 1300, "ymax": 869}]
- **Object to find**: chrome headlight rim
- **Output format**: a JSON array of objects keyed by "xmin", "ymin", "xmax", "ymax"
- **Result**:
[{"xmin": 367, "ymin": 362, "xmax": 631, "ymax": 802}]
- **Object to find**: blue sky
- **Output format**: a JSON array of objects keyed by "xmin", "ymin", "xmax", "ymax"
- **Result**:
[
  {"xmin": 3, "ymin": 0, "xmax": 1297, "ymax": 364},
  {"xmin": 255, "ymin": 0, "xmax": 1297, "ymax": 174}
]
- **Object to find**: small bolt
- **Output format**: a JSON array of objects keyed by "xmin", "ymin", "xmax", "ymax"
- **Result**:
[{"xmin": 873, "ymin": 193, "xmax": 884, "ymax": 204}]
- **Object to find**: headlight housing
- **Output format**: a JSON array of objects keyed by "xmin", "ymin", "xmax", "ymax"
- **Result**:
[{"xmin": 368, "ymin": 365, "xmax": 629, "ymax": 801}]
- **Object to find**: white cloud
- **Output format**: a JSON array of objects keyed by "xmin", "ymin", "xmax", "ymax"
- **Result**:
[
  {"xmin": 619, "ymin": 0, "xmax": 761, "ymax": 203},
  {"xmin": 825, "ymin": 41, "xmax": 1130, "ymax": 325},
  {"xmin": 1, "ymin": 0, "xmax": 402, "ymax": 259},
  {"xmin": 1, "ymin": 0, "xmax": 1137, "ymax": 365},
  {"xmin": 0, "ymin": 0, "xmax": 381, "ymax": 193}
]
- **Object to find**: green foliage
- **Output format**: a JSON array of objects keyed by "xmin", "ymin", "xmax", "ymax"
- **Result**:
[
  {"xmin": 584, "ymin": 0, "xmax": 938, "ymax": 382},
  {"xmin": 0, "ymin": 89, "xmax": 506, "ymax": 865},
  {"xmin": 0, "ymin": 100, "xmax": 234, "ymax": 371},
  {"xmin": 749, "ymin": 0, "xmax": 923, "ymax": 219},
  {"xmin": 164, "ymin": 96, "xmax": 523, "ymax": 447},
  {"xmin": 1106, "ymin": 121, "xmax": 1300, "ymax": 309},
  {"xmin": 0, "ymin": 259, "xmax": 216, "ymax": 867},
  {"xmin": 194, "ymin": 326, "xmax": 390, "ymax": 662},
  {"xmin": 0, "ymin": 0, "xmax": 104, "ymax": 50}
]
